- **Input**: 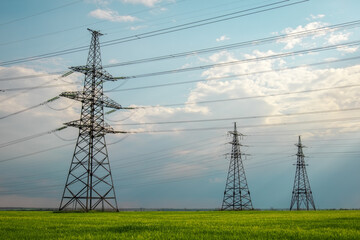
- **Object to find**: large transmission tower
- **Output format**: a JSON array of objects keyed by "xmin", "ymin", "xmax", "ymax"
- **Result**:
[
  {"xmin": 59, "ymin": 29, "xmax": 124, "ymax": 211},
  {"xmin": 290, "ymin": 136, "xmax": 316, "ymax": 210},
  {"xmin": 221, "ymin": 122, "xmax": 253, "ymax": 210}
]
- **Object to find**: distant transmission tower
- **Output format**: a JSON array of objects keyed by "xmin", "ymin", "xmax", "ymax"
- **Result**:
[
  {"xmin": 290, "ymin": 136, "xmax": 316, "ymax": 210},
  {"xmin": 59, "ymin": 29, "xmax": 124, "ymax": 211},
  {"xmin": 221, "ymin": 122, "xmax": 253, "ymax": 210}
]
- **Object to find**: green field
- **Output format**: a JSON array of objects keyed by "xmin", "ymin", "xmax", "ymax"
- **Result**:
[{"xmin": 0, "ymin": 210, "xmax": 359, "ymax": 239}]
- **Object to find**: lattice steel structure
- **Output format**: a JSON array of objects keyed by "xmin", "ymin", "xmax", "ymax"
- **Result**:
[
  {"xmin": 290, "ymin": 136, "xmax": 316, "ymax": 211},
  {"xmin": 221, "ymin": 122, "xmax": 253, "ymax": 210},
  {"xmin": 59, "ymin": 29, "xmax": 123, "ymax": 211}
]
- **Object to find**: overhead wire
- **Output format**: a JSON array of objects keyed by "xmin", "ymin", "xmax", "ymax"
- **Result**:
[
  {"xmin": 0, "ymin": 0, "xmax": 188, "ymax": 47},
  {"xmin": 1, "ymin": 140, "xmax": 359, "ymax": 191},
  {"xmin": 117, "ymin": 116, "xmax": 360, "ymax": 134},
  {"xmin": 0, "ymin": 126, "xmax": 67, "ymax": 149},
  {"xmin": 114, "ymin": 107, "xmax": 360, "ymax": 126},
  {"xmin": 0, "ymin": 0, "xmax": 82, "ymax": 27},
  {"xmin": 112, "ymin": 41, "xmax": 360, "ymax": 80},
  {"xmin": 0, "ymin": 0, "xmax": 307, "ymax": 66},
  {"xmin": 0, "ymin": 143, "xmax": 74, "ymax": 164},
  {"xmin": 123, "ymin": 82, "xmax": 360, "ymax": 109},
  {"xmin": 0, "ymin": 96, "xmax": 60, "ymax": 120},
  {"xmin": 1, "ymin": 19, "xmax": 359, "ymax": 84},
  {"xmin": 103, "ymin": 20, "xmax": 360, "ymax": 69}
]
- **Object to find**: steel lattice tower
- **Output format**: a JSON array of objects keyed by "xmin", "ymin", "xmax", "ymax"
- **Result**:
[
  {"xmin": 290, "ymin": 136, "xmax": 316, "ymax": 210},
  {"xmin": 221, "ymin": 122, "xmax": 253, "ymax": 210},
  {"xmin": 59, "ymin": 29, "xmax": 123, "ymax": 211}
]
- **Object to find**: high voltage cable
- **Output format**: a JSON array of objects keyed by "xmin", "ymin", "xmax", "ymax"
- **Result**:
[
  {"xmin": 0, "ymin": 0, "xmax": 82, "ymax": 27},
  {"xmin": 100, "ymin": 0, "xmax": 307, "ymax": 47},
  {"xmin": 1, "ymin": 19, "xmax": 359, "ymax": 83},
  {"xmin": 1, "ymin": 83, "xmax": 75, "ymax": 92},
  {"xmin": 0, "ymin": 96, "xmax": 60, "ymax": 120},
  {"xmin": 3, "ymin": 49, "xmax": 360, "ymax": 94},
  {"xmin": 0, "ymin": 126, "xmax": 67, "ymax": 149},
  {"xmin": 115, "ymin": 107, "xmax": 360, "ymax": 126},
  {"xmin": 0, "ymin": 114, "xmax": 358, "ymax": 154},
  {"xmin": 105, "ymin": 56, "xmax": 360, "ymax": 93},
  {"xmin": 0, "ymin": 71, "xmax": 65, "ymax": 82},
  {"xmin": 1, "ymin": 141, "xmax": 358, "ymax": 190},
  {"xmin": 3, "ymin": 81, "xmax": 359, "ymax": 122},
  {"xmin": 119, "ymin": 116, "xmax": 360, "ymax": 134},
  {"xmin": 0, "ymin": 0, "xmax": 306, "ymax": 66},
  {"xmin": 102, "ymin": 20, "xmax": 360, "ymax": 69},
  {"xmin": 0, "ymin": 143, "xmax": 74, "ymax": 163},
  {"xmin": 0, "ymin": 0, "xmax": 187, "ymax": 47},
  {"xmin": 116, "ymin": 41, "xmax": 360, "ymax": 79},
  {"xmin": 129, "ymin": 83, "xmax": 360, "ymax": 109}
]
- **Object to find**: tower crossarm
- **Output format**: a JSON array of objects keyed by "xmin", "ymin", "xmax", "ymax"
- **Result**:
[
  {"xmin": 69, "ymin": 66, "xmax": 121, "ymax": 82},
  {"xmin": 64, "ymin": 120, "xmax": 122, "ymax": 135},
  {"xmin": 60, "ymin": 91, "xmax": 123, "ymax": 109}
]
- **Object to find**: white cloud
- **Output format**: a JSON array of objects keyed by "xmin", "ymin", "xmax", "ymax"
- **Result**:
[
  {"xmin": 277, "ymin": 21, "xmax": 328, "ymax": 49},
  {"xmin": 89, "ymin": 9, "xmax": 138, "ymax": 22},
  {"xmin": 327, "ymin": 32, "xmax": 350, "ymax": 45},
  {"xmin": 308, "ymin": 14, "xmax": 325, "ymax": 20},
  {"xmin": 85, "ymin": 0, "xmax": 112, "ymax": 5},
  {"xmin": 121, "ymin": 0, "xmax": 162, "ymax": 7},
  {"xmin": 191, "ymin": 50, "xmax": 360, "ymax": 136},
  {"xmin": 129, "ymin": 25, "xmax": 146, "ymax": 31},
  {"xmin": 108, "ymin": 59, "xmax": 119, "ymax": 64},
  {"xmin": 337, "ymin": 46, "xmax": 358, "ymax": 53},
  {"xmin": 216, "ymin": 35, "xmax": 230, "ymax": 42}
]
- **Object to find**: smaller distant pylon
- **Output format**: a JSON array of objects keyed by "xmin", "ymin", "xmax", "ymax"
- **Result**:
[
  {"xmin": 290, "ymin": 136, "xmax": 316, "ymax": 210},
  {"xmin": 221, "ymin": 122, "xmax": 253, "ymax": 210}
]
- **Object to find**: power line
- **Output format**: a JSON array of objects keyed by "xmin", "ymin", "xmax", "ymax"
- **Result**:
[
  {"xmin": 115, "ymin": 41, "xmax": 360, "ymax": 79},
  {"xmin": 103, "ymin": 20, "xmax": 360, "ymax": 69},
  {"xmin": 118, "ymin": 116, "xmax": 360, "ymax": 134},
  {"xmin": 0, "ymin": 143, "xmax": 74, "ymax": 163},
  {"xmin": 101, "ymin": 0, "xmax": 307, "ymax": 47},
  {"xmin": 0, "ymin": 126, "xmax": 67, "ymax": 149},
  {"xmin": 2, "ymin": 19, "xmax": 359, "ymax": 83},
  {"xmin": 2, "ymin": 82, "xmax": 360, "ymax": 124},
  {"xmin": 3, "ymin": 50, "xmax": 360, "ymax": 94},
  {"xmin": 129, "ymin": 83, "xmax": 360, "ymax": 109},
  {"xmin": 0, "ymin": 0, "xmax": 307, "ymax": 66},
  {"xmin": 0, "ymin": 96, "xmax": 60, "ymax": 120},
  {"xmin": 0, "ymin": 0, "xmax": 188, "ymax": 47},
  {"xmin": 114, "ymin": 107, "xmax": 360, "ymax": 126},
  {"xmin": 0, "ymin": 0, "xmax": 82, "ymax": 27}
]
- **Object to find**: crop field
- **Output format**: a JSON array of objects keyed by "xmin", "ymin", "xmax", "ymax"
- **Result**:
[{"xmin": 0, "ymin": 210, "xmax": 359, "ymax": 239}]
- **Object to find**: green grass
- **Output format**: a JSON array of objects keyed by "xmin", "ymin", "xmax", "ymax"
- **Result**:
[{"xmin": 0, "ymin": 210, "xmax": 359, "ymax": 239}]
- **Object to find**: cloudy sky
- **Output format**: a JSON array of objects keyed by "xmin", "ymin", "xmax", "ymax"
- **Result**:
[{"xmin": 0, "ymin": 0, "xmax": 360, "ymax": 209}]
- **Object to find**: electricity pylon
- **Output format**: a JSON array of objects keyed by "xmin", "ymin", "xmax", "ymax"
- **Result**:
[
  {"xmin": 59, "ymin": 29, "xmax": 125, "ymax": 211},
  {"xmin": 290, "ymin": 136, "xmax": 316, "ymax": 210},
  {"xmin": 221, "ymin": 122, "xmax": 253, "ymax": 210}
]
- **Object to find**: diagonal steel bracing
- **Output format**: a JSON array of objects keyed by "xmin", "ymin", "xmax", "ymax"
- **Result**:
[
  {"xmin": 290, "ymin": 136, "xmax": 316, "ymax": 210},
  {"xmin": 59, "ymin": 29, "xmax": 121, "ymax": 211},
  {"xmin": 221, "ymin": 122, "xmax": 253, "ymax": 210}
]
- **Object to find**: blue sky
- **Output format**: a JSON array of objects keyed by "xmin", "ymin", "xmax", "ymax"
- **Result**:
[{"xmin": 0, "ymin": 0, "xmax": 360, "ymax": 209}]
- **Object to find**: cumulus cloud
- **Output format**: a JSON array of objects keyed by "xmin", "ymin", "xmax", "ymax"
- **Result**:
[
  {"xmin": 337, "ymin": 46, "xmax": 358, "ymax": 53},
  {"xmin": 108, "ymin": 59, "xmax": 119, "ymax": 64},
  {"xmin": 190, "ymin": 50, "xmax": 360, "ymax": 136},
  {"xmin": 216, "ymin": 35, "xmax": 230, "ymax": 42},
  {"xmin": 327, "ymin": 32, "xmax": 350, "ymax": 45},
  {"xmin": 121, "ymin": 0, "xmax": 162, "ymax": 7},
  {"xmin": 85, "ymin": 0, "xmax": 112, "ymax": 5},
  {"xmin": 89, "ymin": 8, "xmax": 138, "ymax": 22},
  {"xmin": 308, "ymin": 14, "xmax": 325, "ymax": 20},
  {"xmin": 129, "ymin": 25, "xmax": 146, "ymax": 31},
  {"xmin": 0, "ymin": 66, "xmax": 81, "ymax": 143},
  {"xmin": 277, "ymin": 21, "xmax": 328, "ymax": 49}
]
